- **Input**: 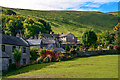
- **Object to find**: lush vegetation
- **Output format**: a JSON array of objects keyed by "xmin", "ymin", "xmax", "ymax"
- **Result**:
[
  {"xmin": 1, "ymin": 7, "xmax": 118, "ymax": 40},
  {"xmin": 13, "ymin": 49, "xmax": 22, "ymax": 68},
  {"xmin": 4, "ymin": 55, "xmax": 118, "ymax": 78},
  {"xmin": 82, "ymin": 30, "xmax": 97, "ymax": 47}
]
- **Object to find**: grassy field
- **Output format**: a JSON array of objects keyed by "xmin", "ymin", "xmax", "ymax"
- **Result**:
[{"xmin": 4, "ymin": 55, "xmax": 118, "ymax": 78}]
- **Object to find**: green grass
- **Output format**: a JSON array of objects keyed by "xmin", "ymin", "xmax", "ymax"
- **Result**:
[{"xmin": 4, "ymin": 55, "xmax": 118, "ymax": 78}]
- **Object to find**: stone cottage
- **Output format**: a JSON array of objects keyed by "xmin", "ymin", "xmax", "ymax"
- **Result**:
[
  {"xmin": 27, "ymin": 38, "xmax": 58, "ymax": 50},
  {"xmin": 60, "ymin": 33, "xmax": 77, "ymax": 43},
  {"xmin": 0, "ymin": 34, "xmax": 30, "ymax": 70}
]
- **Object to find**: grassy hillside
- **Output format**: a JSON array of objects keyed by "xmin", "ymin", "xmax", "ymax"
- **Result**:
[
  {"xmin": 1, "ymin": 7, "xmax": 118, "ymax": 39},
  {"xmin": 4, "ymin": 55, "xmax": 118, "ymax": 78}
]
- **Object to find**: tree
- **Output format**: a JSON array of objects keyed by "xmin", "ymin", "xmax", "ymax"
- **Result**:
[
  {"xmin": 113, "ymin": 23, "xmax": 120, "ymax": 45},
  {"xmin": 13, "ymin": 49, "xmax": 22, "ymax": 68},
  {"xmin": 101, "ymin": 30, "xmax": 115, "ymax": 47},
  {"xmin": 82, "ymin": 30, "xmax": 97, "ymax": 47},
  {"xmin": 5, "ymin": 9, "xmax": 16, "ymax": 15}
]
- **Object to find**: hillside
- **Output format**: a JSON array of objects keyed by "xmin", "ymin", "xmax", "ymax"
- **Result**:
[{"xmin": 1, "ymin": 7, "xmax": 118, "ymax": 39}]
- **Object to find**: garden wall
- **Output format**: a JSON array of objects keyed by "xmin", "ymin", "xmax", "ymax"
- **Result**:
[{"xmin": 78, "ymin": 50, "xmax": 118, "ymax": 57}]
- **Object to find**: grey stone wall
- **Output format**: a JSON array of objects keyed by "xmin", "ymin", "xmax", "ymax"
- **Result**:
[{"xmin": 2, "ymin": 44, "xmax": 30, "ymax": 70}]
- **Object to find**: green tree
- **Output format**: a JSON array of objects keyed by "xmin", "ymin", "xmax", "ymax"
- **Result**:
[
  {"xmin": 101, "ymin": 30, "xmax": 115, "ymax": 47},
  {"xmin": 13, "ymin": 49, "xmax": 22, "ymax": 68},
  {"xmin": 23, "ymin": 18, "xmax": 46, "ymax": 38},
  {"xmin": 5, "ymin": 9, "xmax": 16, "ymax": 15},
  {"xmin": 82, "ymin": 30, "xmax": 97, "ymax": 47},
  {"xmin": 113, "ymin": 23, "xmax": 120, "ymax": 45}
]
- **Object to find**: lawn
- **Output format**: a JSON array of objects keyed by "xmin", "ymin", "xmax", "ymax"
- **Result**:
[{"xmin": 4, "ymin": 55, "xmax": 118, "ymax": 78}]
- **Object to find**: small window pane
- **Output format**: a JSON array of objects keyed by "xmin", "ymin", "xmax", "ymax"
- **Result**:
[{"xmin": 2, "ymin": 45, "xmax": 5, "ymax": 52}]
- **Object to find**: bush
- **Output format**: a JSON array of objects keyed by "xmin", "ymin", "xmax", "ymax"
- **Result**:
[
  {"xmin": 114, "ymin": 45, "xmax": 120, "ymax": 53},
  {"xmin": 8, "ymin": 63, "xmax": 16, "ymax": 71},
  {"xmin": 65, "ymin": 45, "xmax": 70, "ymax": 52},
  {"xmin": 70, "ymin": 48, "xmax": 76, "ymax": 54},
  {"xmin": 107, "ymin": 44, "xmax": 113, "ymax": 50},
  {"xmin": 72, "ymin": 45, "xmax": 77, "ymax": 49},
  {"xmin": 36, "ymin": 57, "xmax": 43, "ymax": 64},
  {"xmin": 30, "ymin": 48, "xmax": 39, "ymax": 61},
  {"xmin": 88, "ymin": 47, "xmax": 95, "ymax": 51},
  {"xmin": 97, "ymin": 46, "xmax": 102, "ymax": 50}
]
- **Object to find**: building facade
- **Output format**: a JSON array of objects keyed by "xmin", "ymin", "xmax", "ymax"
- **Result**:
[
  {"xmin": 60, "ymin": 33, "xmax": 77, "ymax": 43},
  {"xmin": 0, "ymin": 34, "xmax": 30, "ymax": 70}
]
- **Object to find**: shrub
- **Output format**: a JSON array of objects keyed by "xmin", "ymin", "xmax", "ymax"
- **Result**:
[
  {"xmin": 88, "ymin": 47, "xmax": 95, "ymax": 51},
  {"xmin": 30, "ymin": 48, "xmax": 39, "ymax": 61},
  {"xmin": 65, "ymin": 45, "xmax": 70, "ymax": 51},
  {"xmin": 70, "ymin": 48, "xmax": 76, "ymax": 55},
  {"xmin": 36, "ymin": 57, "xmax": 43, "ymax": 64},
  {"xmin": 107, "ymin": 44, "xmax": 113, "ymax": 50},
  {"xmin": 8, "ymin": 63, "xmax": 16, "ymax": 71},
  {"xmin": 72, "ymin": 45, "xmax": 77, "ymax": 49},
  {"xmin": 114, "ymin": 45, "xmax": 120, "ymax": 53},
  {"xmin": 97, "ymin": 46, "xmax": 102, "ymax": 50}
]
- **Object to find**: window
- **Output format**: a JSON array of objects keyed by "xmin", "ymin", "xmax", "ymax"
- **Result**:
[
  {"xmin": 9, "ymin": 59, "xmax": 12, "ymax": 64},
  {"xmin": 23, "ymin": 47, "xmax": 26, "ymax": 53},
  {"xmin": 72, "ymin": 37, "xmax": 74, "ymax": 39},
  {"xmin": 12, "ymin": 46, "xmax": 16, "ymax": 52},
  {"xmin": 23, "ymin": 58, "xmax": 26, "ymax": 65},
  {"xmin": 2, "ymin": 45, "xmax": 5, "ymax": 52}
]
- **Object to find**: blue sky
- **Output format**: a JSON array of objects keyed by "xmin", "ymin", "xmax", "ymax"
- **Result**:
[{"xmin": 0, "ymin": 0, "xmax": 119, "ymax": 13}]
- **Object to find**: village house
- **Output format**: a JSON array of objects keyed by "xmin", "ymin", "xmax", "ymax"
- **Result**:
[
  {"xmin": 27, "ymin": 32, "xmax": 60, "ymax": 49},
  {"xmin": 27, "ymin": 32, "xmax": 78, "ymax": 49},
  {"xmin": 0, "ymin": 34, "xmax": 30, "ymax": 70},
  {"xmin": 59, "ymin": 32, "xmax": 77, "ymax": 43}
]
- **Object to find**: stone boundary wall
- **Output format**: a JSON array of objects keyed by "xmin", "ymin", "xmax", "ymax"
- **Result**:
[{"xmin": 78, "ymin": 50, "xmax": 118, "ymax": 57}]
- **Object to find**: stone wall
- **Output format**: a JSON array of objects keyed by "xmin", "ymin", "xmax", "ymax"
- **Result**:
[{"xmin": 78, "ymin": 50, "xmax": 118, "ymax": 57}]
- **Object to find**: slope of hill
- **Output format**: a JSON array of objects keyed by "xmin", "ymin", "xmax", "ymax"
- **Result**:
[{"xmin": 1, "ymin": 7, "xmax": 118, "ymax": 39}]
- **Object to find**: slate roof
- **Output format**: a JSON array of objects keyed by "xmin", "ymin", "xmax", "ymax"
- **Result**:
[
  {"xmin": 42, "ymin": 34, "xmax": 59, "ymax": 38},
  {"xmin": 1, "ymin": 34, "xmax": 29, "ymax": 46},
  {"xmin": 54, "ymin": 48, "xmax": 66, "ymax": 53},
  {"xmin": 42, "ymin": 39, "xmax": 55, "ymax": 44},
  {"xmin": 60, "ymin": 32, "xmax": 72, "ymax": 37},
  {"xmin": 27, "ymin": 39, "xmax": 42, "ymax": 46},
  {"xmin": 42, "ymin": 34, "xmax": 53, "ymax": 37}
]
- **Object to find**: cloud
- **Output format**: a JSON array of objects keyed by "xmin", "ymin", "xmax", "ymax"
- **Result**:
[{"xmin": 0, "ymin": 0, "xmax": 119, "ymax": 11}]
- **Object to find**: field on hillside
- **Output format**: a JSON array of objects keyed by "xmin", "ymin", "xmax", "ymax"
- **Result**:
[
  {"xmin": 4, "ymin": 55, "xmax": 118, "ymax": 78},
  {"xmin": 1, "ymin": 7, "xmax": 118, "ymax": 39}
]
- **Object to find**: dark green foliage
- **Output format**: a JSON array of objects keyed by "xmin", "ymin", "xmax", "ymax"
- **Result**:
[
  {"xmin": 4, "ymin": 9, "xmax": 16, "ymax": 15},
  {"xmin": 82, "ymin": 30, "xmax": 97, "ymax": 47},
  {"xmin": 72, "ymin": 45, "xmax": 77, "ymax": 49},
  {"xmin": 37, "ymin": 19, "xmax": 52, "ymax": 33},
  {"xmin": 65, "ymin": 45, "xmax": 70, "ymax": 51},
  {"xmin": 30, "ymin": 48, "xmax": 39, "ymax": 61},
  {"xmin": 69, "ymin": 48, "xmax": 76, "ymax": 54},
  {"xmin": 13, "ymin": 49, "xmax": 22, "ymax": 67},
  {"xmin": 108, "ymin": 45, "xmax": 114, "ymax": 50},
  {"xmin": 8, "ymin": 63, "xmax": 16, "ymax": 71},
  {"xmin": 100, "ymin": 31, "xmax": 115, "ymax": 47},
  {"xmin": 36, "ymin": 57, "xmax": 43, "ymax": 64}
]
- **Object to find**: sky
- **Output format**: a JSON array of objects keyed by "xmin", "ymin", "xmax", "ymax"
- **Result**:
[{"xmin": 0, "ymin": 0, "xmax": 119, "ymax": 13}]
